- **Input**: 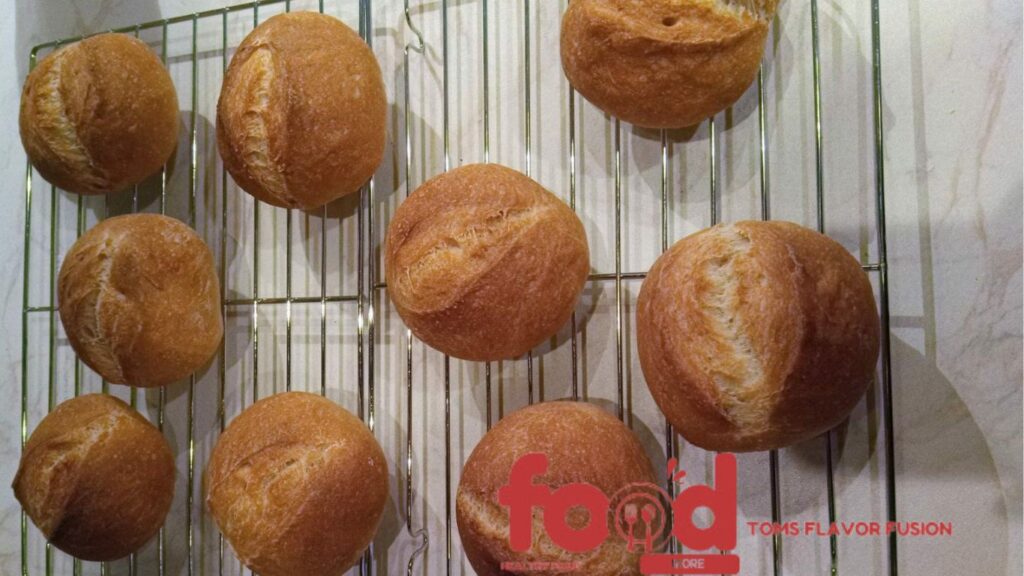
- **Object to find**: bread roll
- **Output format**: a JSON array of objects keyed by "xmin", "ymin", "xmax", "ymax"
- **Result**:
[
  {"xmin": 58, "ymin": 214, "xmax": 223, "ymax": 388},
  {"xmin": 385, "ymin": 164, "xmax": 590, "ymax": 361},
  {"xmin": 13, "ymin": 394, "xmax": 175, "ymax": 561},
  {"xmin": 20, "ymin": 33, "xmax": 178, "ymax": 195},
  {"xmin": 457, "ymin": 401, "xmax": 657, "ymax": 576},
  {"xmin": 206, "ymin": 392, "xmax": 388, "ymax": 576},
  {"xmin": 561, "ymin": 0, "xmax": 779, "ymax": 129},
  {"xmin": 637, "ymin": 221, "xmax": 880, "ymax": 452},
  {"xmin": 217, "ymin": 12, "xmax": 386, "ymax": 210}
]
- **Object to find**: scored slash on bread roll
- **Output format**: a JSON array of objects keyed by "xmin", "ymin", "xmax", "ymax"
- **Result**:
[
  {"xmin": 561, "ymin": 0, "xmax": 780, "ymax": 129},
  {"xmin": 217, "ymin": 12, "xmax": 387, "ymax": 210},
  {"xmin": 58, "ymin": 214, "xmax": 223, "ymax": 388},
  {"xmin": 13, "ymin": 394, "xmax": 175, "ymax": 562},
  {"xmin": 457, "ymin": 401, "xmax": 657, "ymax": 576},
  {"xmin": 637, "ymin": 221, "xmax": 880, "ymax": 452},
  {"xmin": 206, "ymin": 392, "xmax": 388, "ymax": 576},
  {"xmin": 385, "ymin": 164, "xmax": 590, "ymax": 361},
  {"xmin": 19, "ymin": 33, "xmax": 179, "ymax": 195}
]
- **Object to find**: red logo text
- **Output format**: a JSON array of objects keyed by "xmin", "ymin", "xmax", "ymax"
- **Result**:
[{"xmin": 497, "ymin": 452, "xmax": 740, "ymax": 574}]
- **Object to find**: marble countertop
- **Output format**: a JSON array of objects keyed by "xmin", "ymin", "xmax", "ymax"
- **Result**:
[{"xmin": 0, "ymin": 1, "xmax": 1019, "ymax": 575}]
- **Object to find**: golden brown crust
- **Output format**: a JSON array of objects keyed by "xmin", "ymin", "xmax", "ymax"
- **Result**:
[
  {"xmin": 19, "ymin": 33, "xmax": 179, "ymax": 195},
  {"xmin": 217, "ymin": 12, "xmax": 387, "ymax": 210},
  {"xmin": 637, "ymin": 221, "xmax": 880, "ymax": 451},
  {"xmin": 58, "ymin": 214, "xmax": 223, "ymax": 388},
  {"xmin": 456, "ymin": 401, "xmax": 656, "ymax": 575},
  {"xmin": 561, "ymin": 0, "xmax": 778, "ymax": 129},
  {"xmin": 206, "ymin": 392, "xmax": 388, "ymax": 576},
  {"xmin": 385, "ymin": 164, "xmax": 590, "ymax": 361},
  {"xmin": 12, "ymin": 394, "xmax": 175, "ymax": 561}
]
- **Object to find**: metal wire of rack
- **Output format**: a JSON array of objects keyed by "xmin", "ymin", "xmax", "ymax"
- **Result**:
[{"xmin": 18, "ymin": 1, "xmax": 897, "ymax": 575}]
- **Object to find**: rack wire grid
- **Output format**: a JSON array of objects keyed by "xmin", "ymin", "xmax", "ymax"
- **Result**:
[{"xmin": 20, "ymin": 0, "xmax": 897, "ymax": 575}]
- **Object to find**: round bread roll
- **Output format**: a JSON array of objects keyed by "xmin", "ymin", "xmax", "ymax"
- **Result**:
[
  {"xmin": 13, "ymin": 394, "xmax": 175, "ymax": 561},
  {"xmin": 457, "ymin": 401, "xmax": 657, "ymax": 576},
  {"xmin": 637, "ymin": 221, "xmax": 880, "ymax": 452},
  {"xmin": 58, "ymin": 214, "xmax": 223, "ymax": 388},
  {"xmin": 385, "ymin": 164, "xmax": 590, "ymax": 361},
  {"xmin": 206, "ymin": 392, "xmax": 388, "ymax": 576},
  {"xmin": 217, "ymin": 12, "xmax": 386, "ymax": 210},
  {"xmin": 20, "ymin": 33, "xmax": 179, "ymax": 195},
  {"xmin": 561, "ymin": 0, "xmax": 779, "ymax": 129}
]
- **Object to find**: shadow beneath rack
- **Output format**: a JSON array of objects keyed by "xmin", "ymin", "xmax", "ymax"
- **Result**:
[
  {"xmin": 743, "ymin": 334, "xmax": 1009, "ymax": 538},
  {"xmin": 611, "ymin": 1, "xmax": 896, "ymax": 227},
  {"xmin": 591, "ymin": 397, "xmax": 671, "ymax": 480},
  {"xmin": 534, "ymin": 278, "xmax": 602, "ymax": 356}
]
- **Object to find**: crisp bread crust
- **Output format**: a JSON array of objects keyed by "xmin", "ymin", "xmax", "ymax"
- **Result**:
[
  {"xmin": 217, "ymin": 12, "xmax": 387, "ymax": 210},
  {"xmin": 58, "ymin": 214, "xmax": 223, "ymax": 388},
  {"xmin": 385, "ymin": 164, "xmax": 590, "ymax": 361},
  {"xmin": 561, "ymin": 0, "xmax": 778, "ymax": 129},
  {"xmin": 206, "ymin": 392, "xmax": 388, "ymax": 576},
  {"xmin": 637, "ymin": 221, "xmax": 880, "ymax": 452},
  {"xmin": 456, "ymin": 401, "xmax": 657, "ymax": 576},
  {"xmin": 19, "ymin": 33, "xmax": 179, "ymax": 195},
  {"xmin": 13, "ymin": 394, "xmax": 175, "ymax": 561}
]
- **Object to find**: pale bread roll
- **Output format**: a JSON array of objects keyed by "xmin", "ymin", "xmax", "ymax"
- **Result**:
[
  {"xmin": 13, "ymin": 394, "xmax": 175, "ymax": 561},
  {"xmin": 561, "ymin": 0, "xmax": 780, "ymax": 129},
  {"xmin": 217, "ymin": 12, "xmax": 387, "ymax": 210},
  {"xmin": 457, "ymin": 401, "xmax": 657, "ymax": 576},
  {"xmin": 637, "ymin": 221, "xmax": 880, "ymax": 451},
  {"xmin": 385, "ymin": 164, "xmax": 590, "ymax": 361},
  {"xmin": 206, "ymin": 392, "xmax": 388, "ymax": 576},
  {"xmin": 58, "ymin": 214, "xmax": 223, "ymax": 388},
  {"xmin": 20, "ymin": 33, "xmax": 179, "ymax": 195}
]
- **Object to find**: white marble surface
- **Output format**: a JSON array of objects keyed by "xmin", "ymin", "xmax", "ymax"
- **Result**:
[{"xmin": 0, "ymin": 1, "xmax": 1020, "ymax": 575}]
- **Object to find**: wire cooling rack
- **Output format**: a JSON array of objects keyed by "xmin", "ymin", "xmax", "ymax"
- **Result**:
[{"xmin": 20, "ymin": 0, "xmax": 897, "ymax": 575}]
